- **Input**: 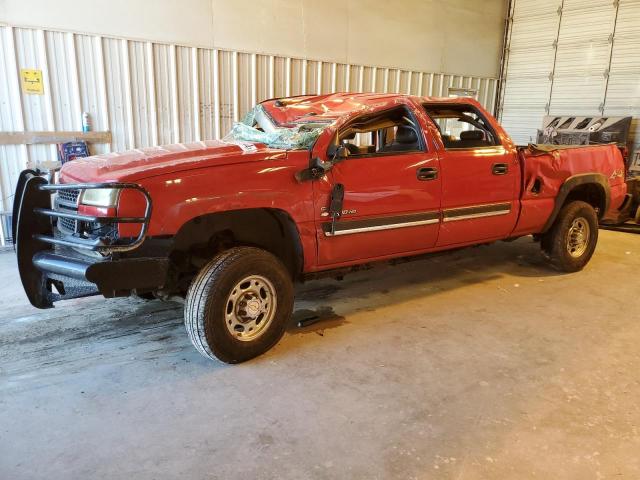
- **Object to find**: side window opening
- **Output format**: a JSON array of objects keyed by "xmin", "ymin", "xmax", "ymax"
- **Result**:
[
  {"xmin": 328, "ymin": 107, "xmax": 424, "ymax": 158},
  {"xmin": 423, "ymin": 104, "xmax": 500, "ymax": 150}
]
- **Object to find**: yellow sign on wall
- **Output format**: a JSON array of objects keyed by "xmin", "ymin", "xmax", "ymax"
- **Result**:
[{"xmin": 20, "ymin": 69, "xmax": 44, "ymax": 95}]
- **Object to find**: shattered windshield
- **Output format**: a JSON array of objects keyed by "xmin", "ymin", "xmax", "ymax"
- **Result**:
[{"xmin": 223, "ymin": 105, "xmax": 331, "ymax": 150}]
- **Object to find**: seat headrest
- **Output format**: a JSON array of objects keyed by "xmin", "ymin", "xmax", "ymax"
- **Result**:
[
  {"xmin": 460, "ymin": 130, "xmax": 485, "ymax": 140},
  {"xmin": 396, "ymin": 125, "xmax": 418, "ymax": 144}
]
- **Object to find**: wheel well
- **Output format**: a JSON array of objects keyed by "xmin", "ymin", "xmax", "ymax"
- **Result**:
[
  {"xmin": 564, "ymin": 183, "xmax": 607, "ymax": 218},
  {"xmin": 170, "ymin": 209, "xmax": 303, "ymax": 285},
  {"xmin": 542, "ymin": 176, "xmax": 610, "ymax": 233}
]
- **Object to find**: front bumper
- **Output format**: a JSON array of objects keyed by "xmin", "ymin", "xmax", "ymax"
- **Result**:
[{"xmin": 13, "ymin": 170, "xmax": 169, "ymax": 309}]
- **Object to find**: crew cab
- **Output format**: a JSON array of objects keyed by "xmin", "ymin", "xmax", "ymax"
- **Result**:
[{"xmin": 13, "ymin": 93, "xmax": 631, "ymax": 363}]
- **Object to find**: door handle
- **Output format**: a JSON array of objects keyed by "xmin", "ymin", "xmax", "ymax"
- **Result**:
[
  {"xmin": 417, "ymin": 167, "xmax": 438, "ymax": 181},
  {"xmin": 492, "ymin": 163, "xmax": 508, "ymax": 175}
]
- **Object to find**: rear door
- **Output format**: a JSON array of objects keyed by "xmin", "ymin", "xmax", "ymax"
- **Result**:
[
  {"xmin": 422, "ymin": 103, "xmax": 520, "ymax": 246},
  {"xmin": 312, "ymin": 105, "xmax": 442, "ymax": 266}
]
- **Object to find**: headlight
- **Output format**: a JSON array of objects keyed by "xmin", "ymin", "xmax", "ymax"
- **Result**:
[{"xmin": 79, "ymin": 188, "xmax": 121, "ymax": 207}]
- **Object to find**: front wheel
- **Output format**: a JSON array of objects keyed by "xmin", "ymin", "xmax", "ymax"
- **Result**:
[
  {"xmin": 184, "ymin": 247, "xmax": 294, "ymax": 363},
  {"xmin": 541, "ymin": 200, "xmax": 599, "ymax": 272}
]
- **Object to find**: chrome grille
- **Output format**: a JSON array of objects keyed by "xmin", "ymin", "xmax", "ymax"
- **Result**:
[
  {"xmin": 55, "ymin": 188, "xmax": 80, "ymax": 233},
  {"xmin": 58, "ymin": 217, "xmax": 77, "ymax": 232},
  {"xmin": 57, "ymin": 188, "xmax": 80, "ymax": 204}
]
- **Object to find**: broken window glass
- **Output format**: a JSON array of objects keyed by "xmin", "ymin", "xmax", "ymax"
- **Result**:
[{"xmin": 223, "ymin": 105, "xmax": 331, "ymax": 150}]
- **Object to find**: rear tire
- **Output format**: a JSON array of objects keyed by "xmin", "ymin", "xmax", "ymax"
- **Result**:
[
  {"xmin": 541, "ymin": 200, "xmax": 598, "ymax": 272},
  {"xmin": 184, "ymin": 247, "xmax": 294, "ymax": 363}
]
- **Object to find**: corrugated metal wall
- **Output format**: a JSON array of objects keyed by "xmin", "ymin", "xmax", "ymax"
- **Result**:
[
  {"xmin": 499, "ymin": 0, "xmax": 640, "ymax": 168},
  {"xmin": 0, "ymin": 24, "xmax": 499, "ymax": 212}
]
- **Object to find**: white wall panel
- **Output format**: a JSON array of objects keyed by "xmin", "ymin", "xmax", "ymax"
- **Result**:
[
  {"xmin": 153, "ymin": 44, "xmax": 177, "ymax": 146},
  {"xmin": 45, "ymin": 31, "xmax": 80, "ymax": 132},
  {"xmin": 2, "ymin": 0, "xmax": 507, "ymax": 79},
  {"xmin": 176, "ymin": 47, "xmax": 198, "ymax": 143},
  {"xmin": 128, "ymin": 41, "xmax": 155, "ymax": 148},
  {"xmin": 217, "ymin": 50, "xmax": 235, "ymax": 136},
  {"xmin": 74, "ymin": 34, "xmax": 109, "ymax": 155},
  {"xmin": 0, "ymin": 24, "xmax": 498, "ymax": 213},
  {"xmin": 0, "ymin": 26, "xmax": 28, "ymax": 212},
  {"xmin": 236, "ymin": 52, "xmax": 253, "ymax": 122},
  {"xmin": 103, "ymin": 37, "xmax": 132, "ymax": 152},
  {"xmin": 13, "ymin": 28, "xmax": 57, "ymax": 164},
  {"xmin": 197, "ymin": 49, "xmax": 216, "ymax": 142}
]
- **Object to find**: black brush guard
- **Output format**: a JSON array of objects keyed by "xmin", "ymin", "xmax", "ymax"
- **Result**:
[{"xmin": 13, "ymin": 170, "xmax": 169, "ymax": 309}]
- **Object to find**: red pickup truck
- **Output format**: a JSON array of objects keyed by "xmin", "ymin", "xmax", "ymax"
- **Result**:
[{"xmin": 14, "ymin": 93, "xmax": 630, "ymax": 363}]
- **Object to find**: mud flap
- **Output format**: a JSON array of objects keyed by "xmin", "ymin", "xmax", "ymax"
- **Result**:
[
  {"xmin": 600, "ymin": 177, "xmax": 640, "ymax": 233},
  {"xmin": 629, "ymin": 178, "xmax": 640, "ymax": 224}
]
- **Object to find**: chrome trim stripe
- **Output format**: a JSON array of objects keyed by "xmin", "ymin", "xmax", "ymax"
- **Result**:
[
  {"xmin": 325, "ymin": 218, "xmax": 439, "ymax": 237},
  {"xmin": 323, "ymin": 202, "xmax": 513, "ymax": 236},
  {"xmin": 442, "ymin": 209, "xmax": 511, "ymax": 222},
  {"xmin": 442, "ymin": 202, "xmax": 512, "ymax": 223}
]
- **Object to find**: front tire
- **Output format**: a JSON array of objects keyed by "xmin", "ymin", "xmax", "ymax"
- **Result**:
[
  {"xmin": 541, "ymin": 200, "xmax": 598, "ymax": 272},
  {"xmin": 184, "ymin": 247, "xmax": 294, "ymax": 363}
]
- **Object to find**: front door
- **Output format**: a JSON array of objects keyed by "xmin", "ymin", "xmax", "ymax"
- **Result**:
[{"xmin": 313, "ymin": 105, "xmax": 442, "ymax": 267}]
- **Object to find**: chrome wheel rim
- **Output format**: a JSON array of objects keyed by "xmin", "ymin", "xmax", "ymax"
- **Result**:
[
  {"xmin": 566, "ymin": 217, "xmax": 590, "ymax": 258},
  {"xmin": 224, "ymin": 275, "xmax": 277, "ymax": 342}
]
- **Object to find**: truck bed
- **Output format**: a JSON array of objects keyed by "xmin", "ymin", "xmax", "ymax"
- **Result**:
[{"xmin": 511, "ymin": 143, "xmax": 628, "ymax": 237}]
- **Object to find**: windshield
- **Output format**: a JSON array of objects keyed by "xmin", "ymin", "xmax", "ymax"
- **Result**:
[{"xmin": 223, "ymin": 105, "xmax": 331, "ymax": 150}]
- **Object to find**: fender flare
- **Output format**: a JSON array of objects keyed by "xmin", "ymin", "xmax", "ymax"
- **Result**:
[{"xmin": 542, "ymin": 173, "xmax": 610, "ymax": 232}]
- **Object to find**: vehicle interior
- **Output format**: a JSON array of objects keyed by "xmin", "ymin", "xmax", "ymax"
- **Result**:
[
  {"xmin": 327, "ymin": 106, "xmax": 424, "ymax": 158},
  {"xmin": 423, "ymin": 104, "xmax": 500, "ymax": 149}
]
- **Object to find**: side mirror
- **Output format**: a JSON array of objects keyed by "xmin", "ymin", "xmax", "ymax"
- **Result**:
[
  {"xmin": 295, "ymin": 144, "xmax": 349, "ymax": 183},
  {"xmin": 295, "ymin": 157, "xmax": 333, "ymax": 182},
  {"xmin": 333, "ymin": 144, "xmax": 350, "ymax": 162}
]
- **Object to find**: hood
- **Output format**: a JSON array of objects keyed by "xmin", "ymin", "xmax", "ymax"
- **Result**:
[{"xmin": 59, "ymin": 140, "xmax": 287, "ymax": 183}]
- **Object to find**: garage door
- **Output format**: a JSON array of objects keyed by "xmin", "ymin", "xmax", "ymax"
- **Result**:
[
  {"xmin": 549, "ymin": 0, "xmax": 617, "ymax": 115},
  {"xmin": 500, "ymin": 0, "xmax": 640, "ymax": 169},
  {"xmin": 605, "ymin": 0, "xmax": 640, "ymax": 168},
  {"xmin": 500, "ymin": 0, "xmax": 562, "ymax": 145}
]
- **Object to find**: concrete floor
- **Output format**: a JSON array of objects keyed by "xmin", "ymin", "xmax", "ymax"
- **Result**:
[{"xmin": 1, "ymin": 231, "xmax": 639, "ymax": 479}]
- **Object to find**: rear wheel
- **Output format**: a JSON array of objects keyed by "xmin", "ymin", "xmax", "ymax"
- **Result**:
[
  {"xmin": 541, "ymin": 200, "xmax": 598, "ymax": 272},
  {"xmin": 184, "ymin": 247, "xmax": 294, "ymax": 363}
]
